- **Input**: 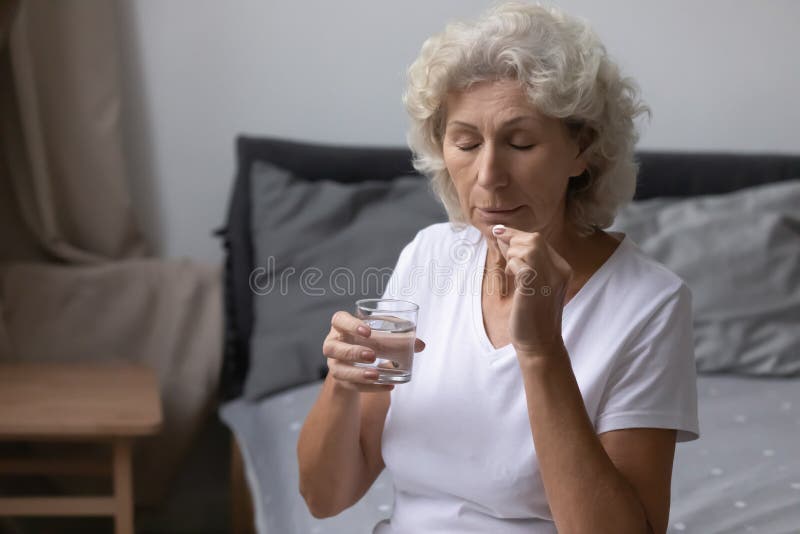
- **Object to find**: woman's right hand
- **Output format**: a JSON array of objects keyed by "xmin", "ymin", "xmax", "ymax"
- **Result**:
[{"xmin": 322, "ymin": 310, "xmax": 425, "ymax": 393}]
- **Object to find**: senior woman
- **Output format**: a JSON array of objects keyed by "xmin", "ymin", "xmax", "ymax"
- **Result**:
[{"xmin": 298, "ymin": 3, "xmax": 699, "ymax": 533}]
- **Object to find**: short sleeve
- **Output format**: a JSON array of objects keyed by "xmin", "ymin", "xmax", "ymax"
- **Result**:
[
  {"xmin": 595, "ymin": 283, "xmax": 700, "ymax": 442},
  {"xmin": 379, "ymin": 232, "xmax": 421, "ymax": 302}
]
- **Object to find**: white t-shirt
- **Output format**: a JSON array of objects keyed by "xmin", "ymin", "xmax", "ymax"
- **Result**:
[{"xmin": 372, "ymin": 222, "xmax": 700, "ymax": 534}]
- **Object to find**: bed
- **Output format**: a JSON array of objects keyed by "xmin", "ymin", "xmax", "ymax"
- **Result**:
[{"xmin": 216, "ymin": 137, "xmax": 800, "ymax": 534}]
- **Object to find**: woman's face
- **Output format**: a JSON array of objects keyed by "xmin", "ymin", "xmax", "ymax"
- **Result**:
[{"xmin": 442, "ymin": 79, "xmax": 586, "ymax": 237}]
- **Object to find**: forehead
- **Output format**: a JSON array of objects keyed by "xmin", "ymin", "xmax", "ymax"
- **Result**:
[{"xmin": 445, "ymin": 79, "xmax": 541, "ymax": 121}]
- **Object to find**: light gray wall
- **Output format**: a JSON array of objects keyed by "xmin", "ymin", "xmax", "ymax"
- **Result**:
[{"xmin": 117, "ymin": 0, "xmax": 800, "ymax": 262}]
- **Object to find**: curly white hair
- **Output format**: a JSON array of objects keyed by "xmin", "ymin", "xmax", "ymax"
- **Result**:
[{"xmin": 403, "ymin": 1, "xmax": 651, "ymax": 236}]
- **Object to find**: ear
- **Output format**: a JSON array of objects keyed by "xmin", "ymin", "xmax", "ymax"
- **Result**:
[
  {"xmin": 569, "ymin": 153, "xmax": 588, "ymax": 179},
  {"xmin": 569, "ymin": 126, "xmax": 594, "ymax": 178}
]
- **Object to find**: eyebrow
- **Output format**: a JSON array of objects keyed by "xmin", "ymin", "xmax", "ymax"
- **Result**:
[{"xmin": 446, "ymin": 116, "xmax": 539, "ymax": 130}]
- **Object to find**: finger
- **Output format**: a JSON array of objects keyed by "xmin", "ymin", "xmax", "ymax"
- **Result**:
[
  {"xmin": 322, "ymin": 338, "xmax": 376, "ymax": 363},
  {"xmin": 505, "ymin": 230, "xmax": 547, "ymax": 253},
  {"xmin": 328, "ymin": 370, "xmax": 395, "ymax": 393},
  {"xmin": 491, "ymin": 225, "xmax": 511, "ymax": 260},
  {"xmin": 328, "ymin": 359, "xmax": 390, "ymax": 385},
  {"xmin": 505, "ymin": 244, "xmax": 537, "ymax": 262},
  {"xmin": 506, "ymin": 257, "xmax": 538, "ymax": 293},
  {"xmin": 331, "ymin": 310, "xmax": 371, "ymax": 338},
  {"xmin": 507, "ymin": 244, "xmax": 546, "ymax": 275},
  {"xmin": 505, "ymin": 255, "xmax": 529, "ymax": 275},
  {"xmin": 491, "ymin": 223, "xmax": 527, "ymax": 243},
  {"xmin": 414, "ymin": 338, "xmax": 426, "ymax": 352},
  {"xmin": 503, "ymin": 243, "xmax": 533, "ymax": 269},
  {"xmin": 491, "ymin": 224, "xmax": 509, "ymax": 239},
  {"xmin": 491, "ymin": 226, "xmax": 541, "ymax": 267},
  {"xmin": 493, "ymin": 225, "xmax": 547, "ymax": 252}
]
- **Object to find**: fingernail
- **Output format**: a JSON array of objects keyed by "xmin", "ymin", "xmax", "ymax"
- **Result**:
[
  {"xmin": 492, "ymin": 224, "xmax": 506, "ymax": 236},
  {"xmin": 361, "ymin": 350, "xmax": 375, "ymax": 361},
  {"xmin": 364, "ymin": 370, "xmax": 379, "ymax": 380},
  {"xmin": 357, "ymin": 325, "xmax": 370, "ymax": 336}
]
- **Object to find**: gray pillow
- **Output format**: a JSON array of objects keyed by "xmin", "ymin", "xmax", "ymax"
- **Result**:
[
  {"xmin": 609, "ymin": 179, "xmax": 800, "ymax": 376},
  {"xmin": 245, "ymin": 162, "xmax": 447, "ymax": 400}
]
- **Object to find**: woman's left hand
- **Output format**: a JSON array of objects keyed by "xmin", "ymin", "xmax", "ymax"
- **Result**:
[{"xmin": 491, "ymin": 224, "xmax": 573, "ymax": 359}]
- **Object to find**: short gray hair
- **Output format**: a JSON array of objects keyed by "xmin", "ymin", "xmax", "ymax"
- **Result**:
[{"xmin": 403, "ymin": 1, "xmax": 650, "ymax": 236}]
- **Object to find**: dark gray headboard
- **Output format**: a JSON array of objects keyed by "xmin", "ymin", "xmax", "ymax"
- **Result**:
[{"xmin": 216, "ymin": 136, "xmax": 800, "ymax": 400}]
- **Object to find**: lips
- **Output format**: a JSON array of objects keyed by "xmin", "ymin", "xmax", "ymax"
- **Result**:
[
  {"xmin": 478, "ymin": 206, "xmax": 521, "ymax": 212},
  {"xmin": 475, "ymin": 205, "xmax": 523, "ymax": 222}
]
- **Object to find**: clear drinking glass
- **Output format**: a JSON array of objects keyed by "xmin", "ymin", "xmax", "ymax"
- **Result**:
[{"xmin": 353, "ymin": 298, "xmax": 419, "ymax": 384}]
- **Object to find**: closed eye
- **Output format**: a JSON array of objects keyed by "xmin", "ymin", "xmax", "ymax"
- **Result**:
[
  {"xmin": 456, "ymin": 144, "xmax": 481, "ymax": 152},
  {"xmin": 455, "ymin": 143, "xmax": 534, "ymax": 151}
]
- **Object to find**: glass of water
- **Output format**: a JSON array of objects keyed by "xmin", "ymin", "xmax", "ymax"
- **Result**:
[{"xmin": 354, "ymin": 298, "xmax": 419, "ymax": 384}]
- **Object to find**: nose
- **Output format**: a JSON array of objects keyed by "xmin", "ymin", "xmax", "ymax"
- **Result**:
[{"xmin": 476, "ymin": 142, "xmax": 509, "ymax": 189}]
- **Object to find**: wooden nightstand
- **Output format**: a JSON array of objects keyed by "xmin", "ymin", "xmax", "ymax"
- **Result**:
[{"xmin": 0, "ymin": 361, "xmax": 163, "ymax": 534}]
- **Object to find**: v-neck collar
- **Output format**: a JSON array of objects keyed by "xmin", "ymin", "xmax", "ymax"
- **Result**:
[{"xmin": 469, "ymin": 228, "xmax": 628, "ymax": 358}]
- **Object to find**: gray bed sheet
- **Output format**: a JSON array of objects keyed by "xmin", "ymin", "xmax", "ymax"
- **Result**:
[
  {"xmin": 220, "ymin": 382, "xmax": 392, "ymax": 534},
  {"xmin": 220, "ymin": 375, "xmax": 800, "ymax": 534},
  {"xmin": 670, "ymin": 375, "xmax": 800, "ymax": 533}
]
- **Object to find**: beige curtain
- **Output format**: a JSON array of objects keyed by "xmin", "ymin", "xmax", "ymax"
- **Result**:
[
  {"xmin": 0, "ymin": 0, "xmax": 223, "ymax": 509},
  {"xmin": 1, "ymin": 0, "xmax": 147, "ymax": 263},
  {"xmin": 0, "ymin": 0, "xmax": 45, "ymax": 262}
]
